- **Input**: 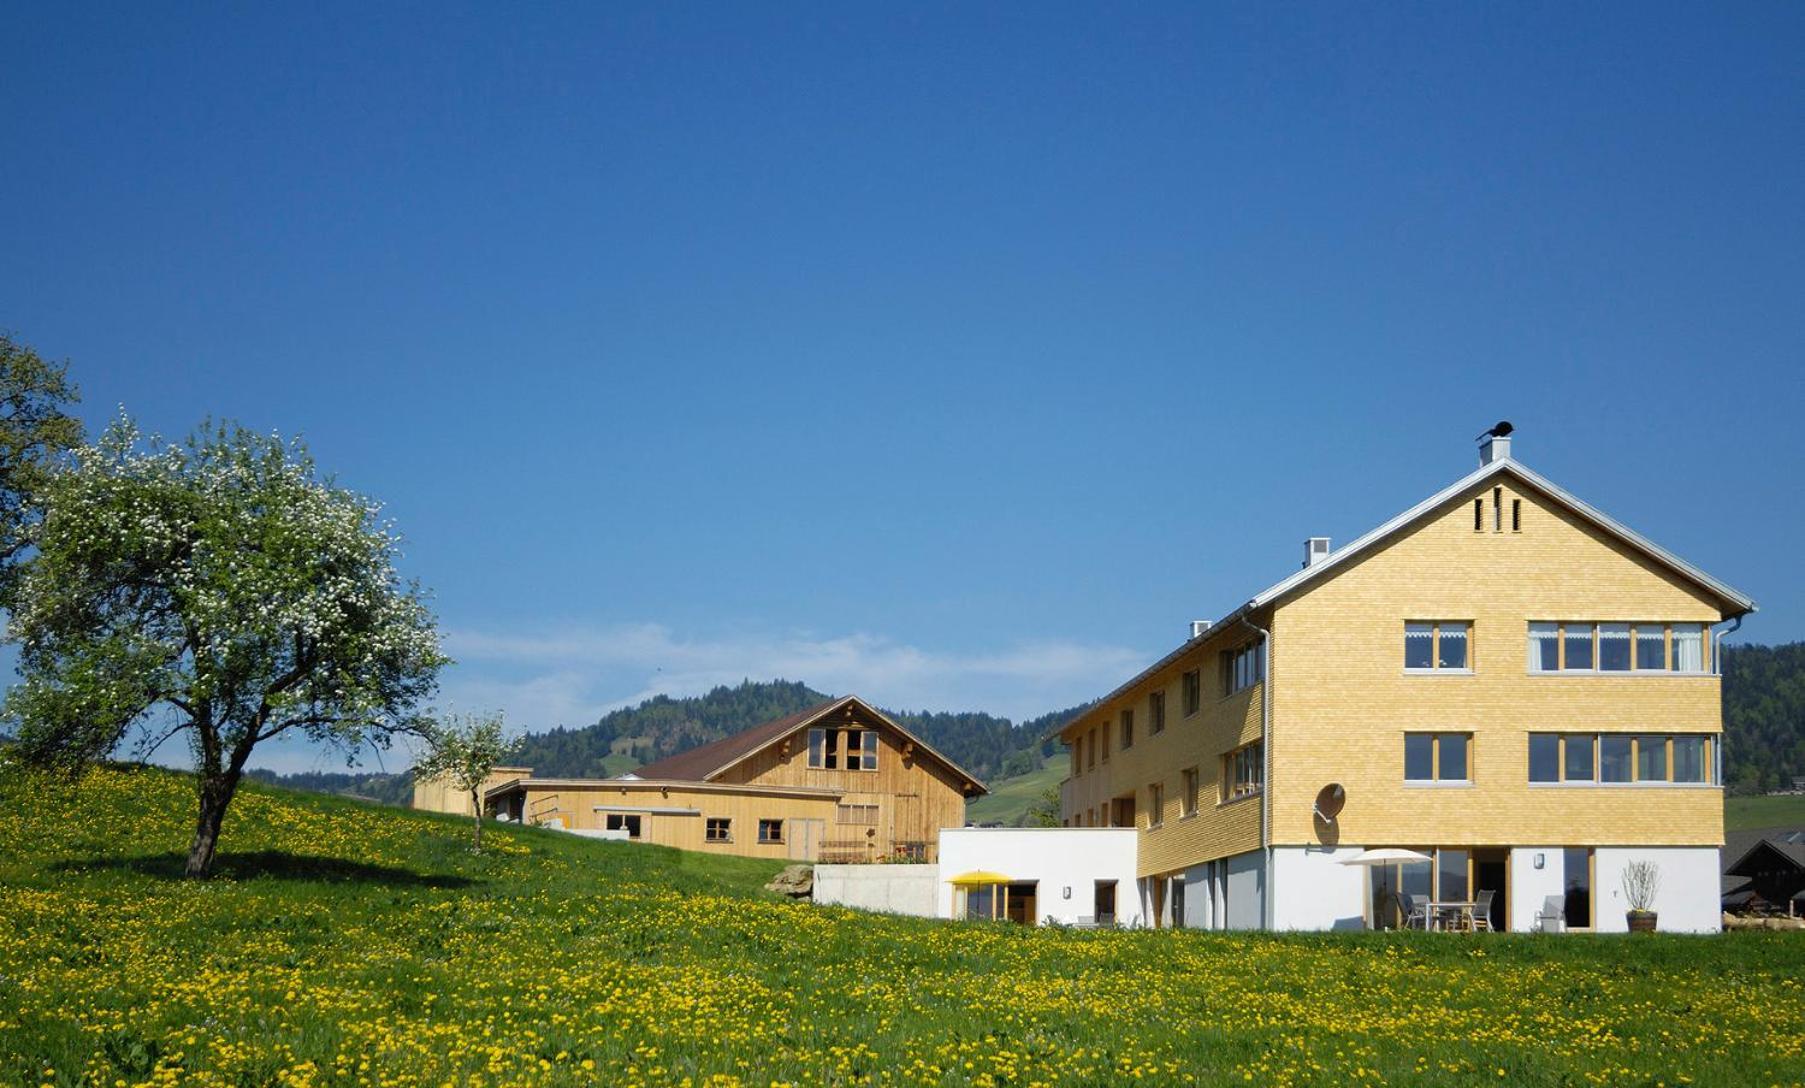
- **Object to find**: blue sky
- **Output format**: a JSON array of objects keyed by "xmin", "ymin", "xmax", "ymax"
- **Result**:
[{"xmin": 3, "ymin": 4, "xmax": 1802, "ymax": 773}]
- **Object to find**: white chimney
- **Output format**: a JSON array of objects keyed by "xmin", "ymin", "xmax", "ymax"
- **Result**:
[
  {"xmin": 1303, "ymin": 537, "xmax": 1331, "ymax": 568},
  {"xmin": 1479, "ymin": 433, "xmax": 1512, "ymax": 465},
  {"xmin": 1190, "ymin": 619, "xmax": 1211, "ymax": 639}
]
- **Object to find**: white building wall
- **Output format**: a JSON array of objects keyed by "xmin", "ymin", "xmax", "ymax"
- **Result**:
[
  {"xmin": 936, "ymin": 828, "xmax": 1143, "ymax": 926},
  {"xmin": 813, "ymin": 864, "xmax": 939, "ymax": 917},
  {"xmin": 1508, "ymin": 847, "xmax": 1567, "ymax": 932},
  {"xmin": 1224, "ymin": 850, "xmax": 1267, "ymax": 930},
  {"xmin": 1592, "ymin": 847, "xmax": 1722, "ymax": 933},
  {"xmin": 1270, "ymin": 847, "xmax": 1369, "ymax": 931}
]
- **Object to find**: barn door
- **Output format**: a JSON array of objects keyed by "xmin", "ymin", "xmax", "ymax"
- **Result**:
[{"xmin": 788, "ymin": 819, "xmax": 824, "ymax": 861}]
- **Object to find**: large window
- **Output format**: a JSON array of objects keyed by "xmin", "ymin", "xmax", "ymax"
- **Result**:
[
  {"xmin": 605, "ymin": 813, "xmax": 643, "ymax": 839},
  {"xmin": 705, "ymin": 817, "xmax": 731, "ymax": 843},
  {"xmin": 1404, "ymin": 732, "xmax": 1470, "ymax": 783},
  {"xmin": 1529, "ymin": 733, "xmax": 1714, "ymax": 784},
  {"xmin": 1224, "ymin": 742, "xmax": 1263, "ymax": 801},
  {"xmin": 1406, "ymin": 621, "xmax": 1471, "ymax": 671},
  {"xmin": 1223, "ymin": 641, "xmax": 1263, "ymax": 695},
  {"xmin": 1149, "ymin": 691, "xmax": 1166, "ymax": 735},
  {"xmin": 808, "ymin": 727, "xmax": 879, "ymax": 771},
  {"xmin": 1182, "ymin": 669, "xmax": 1202, "ymax": 716},
  {"xmin": 1528, "ymin": 622, "xmax": 1711, "ymax": 674}
]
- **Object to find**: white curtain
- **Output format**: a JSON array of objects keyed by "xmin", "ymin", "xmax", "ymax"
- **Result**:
[{"xmin": 1672, "ymin": 624, "xmax": 1703, "ymax": 672}]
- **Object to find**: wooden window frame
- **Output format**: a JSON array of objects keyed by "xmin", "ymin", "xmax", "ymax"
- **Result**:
[
  {"xmin": 757, "ymin": 818, "xmax": 784, "ymax": 844},
  {"xmin": 1531, "ymin": 732, "xmax": 1716, "ymax": 786},
  {"xmin": 705, "ymin": 817, "xmax": 732, "ymax": 843},
  {"xmin": 1182, "ymin": 668, "xmax": 1201, "ymax": 716},
  {"xmin": 1149, "ymin": 691, "xmax": 1166, "ymax": 735},
  {"xmin": 1120, "ymin": 708, "xmax": 1134, "ymax": 750},
  {"xmin": 1403, "ymin": 731, "xmax": 1472, "ymax": 784},
  {"xmin": 1147, "ymin": 782, "xmax": 1165, "ymax": 829},
  {"xmin": 1181, "ymin": 766, "xmax": 1200, "ymax": 818},
  {"xmin": 808, "ymin": 727, "xmax": 880, "ymax": 771},
  {"xmin": 1404, "ymin": 620, "xmax": 1473, "ymax": 673},
  {"xmin": 1528, "ymin": 622, "xmax": 1712, "ymax": 675},
  {"xmin": 1221, "ymin": 742, "xmax": 1263, "ymax": 803}
]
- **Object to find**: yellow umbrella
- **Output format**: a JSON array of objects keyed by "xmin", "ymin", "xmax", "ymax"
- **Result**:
[{"xmin": 947, "ymin": 870, "xmax": 1012, "ymax": 886}]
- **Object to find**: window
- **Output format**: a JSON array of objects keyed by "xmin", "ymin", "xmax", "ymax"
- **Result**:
[
  {"xmin": 1563, "ymin": 624, "xmax": 1594, "ymax": 671},
  {"xmin": 705, "ymin": 817, "xmax": 731, "ymax": 843},
  {"xmin": 757, "ymin": 819, "xmax": 784, "ymax": 844},
  {"xmin": 1224, "ymin": 742, "xmax": 1263, "ymax": 801},
  {"xmin": 1529, "ymin": 622, "xmax": 1710, "ymax": 674},
  {"xmin": 1512, "ymin": 498, "xmax": 1521, "ymax": 532},
  {"xmin": 1528, "ymin": 622, "xmax": 1560, "ymax": 672},
  {"xmin": 1637, "ymin": 735, "xmax": 1667, "ymax": 782},
  {"xmin": 1120, "ymin": 709, "xmax": 1134, "ymax": 750},
  {"xmin": 1474, "ymin": 497, "xmax": 1484, "ymax": 531},
  {"xmin": 1070, "ymin": 738, "xmax": 1081, "ymax": 777},
  {"xmin": 1100, "ymin": 723, "xmax": 1110, "ymax": 762},
  {"xmin": 1223, "ymin": 641, "xmax": 1263, "ymax": 694},
  {"xmin": 1673, "ymin": 736, "xmax": 1707, "ymax": 783},
  {"xmin": 605, "ymin": 813, "xmax": 643, "ymax": 839},
  {"xmin": 808, "ymin": 727, "xmax": 879, "ymax": 770},
  {"xmin": 1563, "ymin": 847, "xmax": 1593, "ymax": 929},
  {"xmin": 1182, "ymin": 767, "xmax": 1200, "ymax": 817},
  {"xmin": 1493, "ymin": 486, "xmax": 1503, "ymax": 532},
  {"xmin": 1599, "ymin": 735, "xmax": 1632, "ymax": 783},
  {"xmin": 1086, "ymin": 728, "xmax": 1097, "ymax": 770},
  {"xmin": 836, "ymin": 803, "xmax": 877, "ymax": 825},
  {"xmin": 1563, "ymin": 733, "xmax": 1595, "ymax": 781},
  {"xmin": 1404, "ymin": 732, "xmax": 1470, "ymax": 783},
  {"xmin": 1182, "ymin": 668, "xmax": 1201, "ymax": 715},
  {"xmin": 1672, "ymin": 623, "xmax": 1704, "ymax": 672},
  {"xmin": 1147, "ymin": 782, "xmax": 1165, "ymax": 828},
  {"xmin": 1149, "ymin": 691, "xmax": 1166, "ymax": 735},
  {"xmin": 1598, "ymin": 623, "xmax": 1631, "ymax": 672},
  {"xmin": 1439, "ymin": 848, "xmax": 1470, "ymax": 902},
  {"xmin": 1406, "ymin": 622, "xmax": 1471, "ymax": 671},
  {"xmin": 1528, "ymin": 734, "xmax": 1559, "ymax": 782}
]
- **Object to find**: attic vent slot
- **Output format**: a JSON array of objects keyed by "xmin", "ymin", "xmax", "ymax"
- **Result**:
[
  {"xmin": 1474, "ymin": 498, "xmax": 1484, "ymax": 532},
  {"xmin": 1492, "ymin": 487, "xmax": 1503, "ymax": 533},
  {"xmin": 1512, "ymin": 499, "xmax": 1521, "ymax": 532}
]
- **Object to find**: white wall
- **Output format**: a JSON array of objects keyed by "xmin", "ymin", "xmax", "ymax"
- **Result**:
[
  {"xmin": 1224, "ymin": 850, "xmax": 1267, "ymax": 930},
  {"xmin": 1593, "ymin": 847, "xmax": 1721, "ymax": 933},
  {"xmin": 1509, "ymin": 847, "xmax": 1567, "ymax": 932},
  {"xmin": 1271, "ymin": 847, "xmax": 1368, "ymax": 931},
  {"xmin": 813, "ymin": 864, "xmax": 940, "ymax": 917},
  {"xmin": 936, "ymin": 828, "xmax": 1143, "ymax": 926}
]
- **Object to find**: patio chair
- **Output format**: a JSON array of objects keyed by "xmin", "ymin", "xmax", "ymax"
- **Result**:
[
  {"xmin": 1532, "ymin": 894, "xmax": 1565, "ymax": 933},
  {"xmin": 1470, "ymin": 889, "xmax": 1496, "ymax": 932},
  {"xmin": 1397, "ymin": 892, "xmax": 1432, "ymax": 930}
]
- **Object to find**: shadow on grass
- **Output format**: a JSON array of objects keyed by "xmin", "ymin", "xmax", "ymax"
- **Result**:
[{"xmin": 53, "ymin": 850, "xmax": 480, "ymax": 889}]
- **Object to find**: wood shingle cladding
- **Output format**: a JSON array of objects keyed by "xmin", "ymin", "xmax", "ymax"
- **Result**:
[{"xmin": 484, "ymin": 695, "xmax": 985, "ymax": 863}]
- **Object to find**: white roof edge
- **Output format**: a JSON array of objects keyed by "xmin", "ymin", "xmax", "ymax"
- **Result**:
[{"xmin": 1059, "ymin": 456, "xmax": 1755, "ymax": 737}]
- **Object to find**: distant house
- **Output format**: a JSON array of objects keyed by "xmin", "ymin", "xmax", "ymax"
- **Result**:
[
  {"xmin": 479, "ymin": 696, "xmax": 987, "ymax": 863},
  {"xmin": 1722, "ymin": 827, "xmax": 1805, "ymax": 914}
]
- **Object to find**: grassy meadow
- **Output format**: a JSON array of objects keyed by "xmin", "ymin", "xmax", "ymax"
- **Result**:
[{"xmin": 3, "ymin": 766, "xmax": 1805, "ymax": 1088}]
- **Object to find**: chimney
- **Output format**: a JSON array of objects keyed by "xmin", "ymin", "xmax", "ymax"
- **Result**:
[
  {"xmin": 1190, "ymin": 619, "xmax": 1211, "ymax": 639},
  {"xmin": 1477, "ymin": 421, "xmax": 1514, "ymax": 465},
  {"xmin": 1303, "ymin": 537, "xmax": 1331, "ymax": 568}
]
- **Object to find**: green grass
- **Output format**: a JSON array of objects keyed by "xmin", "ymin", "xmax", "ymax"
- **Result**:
[
  {"xmin": 1726, "ymin": 792, "xmax": 1805, "ymax": 830},
  {"xmin": 963, "ymin": 751, "xmax": 1064, "ymax": 825},
  {"xmin": 4, "ymin": 763, "xmax": 1804, "ymax": 1087}
]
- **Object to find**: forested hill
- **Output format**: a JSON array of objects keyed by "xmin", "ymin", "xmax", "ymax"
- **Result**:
[
  {"xmin": 1723, "ymin": 642, "xmax": 1805, "ymax": 793},
  {"xmin": 512, "ymin": 679, "xmax": 1087, "ymax": 784}
]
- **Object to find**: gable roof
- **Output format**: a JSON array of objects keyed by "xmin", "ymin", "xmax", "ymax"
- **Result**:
[
  {"xmin": 1062, "ymin": 454, "xmax": 1756, "ymax": 737},
  {"xmin": 1726, "ymin": 829, "xmax": 1805, "ymax": 877},
  {"xmin": 627, "ymin": 694, "xmax": 989, "ymax": 794}
]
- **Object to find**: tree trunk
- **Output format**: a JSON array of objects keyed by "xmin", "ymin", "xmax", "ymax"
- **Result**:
[
  {"xmin": 469, "ymin": 788, "xmax": 483, "ymax": 853},
  {"xmin": 185, "ymin": 770, "xmax": 242, "ymax": 878}
]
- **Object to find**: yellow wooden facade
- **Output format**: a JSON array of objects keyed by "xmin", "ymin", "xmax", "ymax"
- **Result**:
[
  {"xmin": 480, "ymin": 697, "xmax": 983, "ymax": 863},
  {"xmin": 411, "ymin": 766, "xmax": 534, "ymax": 817},
  {"xmin": 1060, "ymin": 459, "xmax": 1749, "ymax": 882}
]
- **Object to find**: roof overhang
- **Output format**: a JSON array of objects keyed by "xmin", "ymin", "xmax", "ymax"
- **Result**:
[{"xmin": 485, "ymin": 777, "xmax": 844, "ymax": 803}]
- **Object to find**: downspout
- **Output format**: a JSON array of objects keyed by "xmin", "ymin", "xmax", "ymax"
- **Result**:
[
  {"xmin": 1238, "ymin": 609, "xmax": 1273, "ymax": 931},
  {"xmin": 1711, "ymin": 614, "xmax": 1743, "ymax": 786}
]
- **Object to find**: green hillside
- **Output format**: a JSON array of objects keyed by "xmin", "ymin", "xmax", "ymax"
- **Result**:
[
  {"xmin": 1726, "ymin": 792, "xmax": 1805, "ymax": 831},
  {"xmin": 964, "ymin": 751, "xmax": 1064, "ymax": 826},
  {"xmin": 6, "ymin": 763, "xmax": 1805, "ymax": 1086}
]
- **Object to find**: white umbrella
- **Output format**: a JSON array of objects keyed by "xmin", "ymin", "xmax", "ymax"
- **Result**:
[{"xmin": 1337, "ymin": 848, "xmax": 1432, "ymax": 866}]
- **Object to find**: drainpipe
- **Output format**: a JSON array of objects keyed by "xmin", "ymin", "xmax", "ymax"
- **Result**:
[{"xmin": 1238, "ymin": 609, "xmax": 1273, "ymax": 931}]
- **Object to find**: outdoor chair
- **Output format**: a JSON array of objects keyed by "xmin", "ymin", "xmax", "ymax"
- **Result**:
[
  {"xmin": 1397, "ymin": 892, "xmax": 1431, "ymax": 930},
  {"xmin": 1470, "ymin": 889, "xmax": 1496, "ymax": 932},
  {"xmin": 1532, "ymin": 894, "xmax": 1565, "ymax": 933}
]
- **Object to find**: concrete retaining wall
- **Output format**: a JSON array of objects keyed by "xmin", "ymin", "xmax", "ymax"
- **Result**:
[{"xmin": 813, "ymin": 863, "xmax": 940, "ymax": 917}]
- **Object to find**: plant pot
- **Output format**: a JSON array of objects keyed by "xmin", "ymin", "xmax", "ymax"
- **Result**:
[{"xmin": 1627, "ymin": 910, "xmax": 1657, "ymax": 933}]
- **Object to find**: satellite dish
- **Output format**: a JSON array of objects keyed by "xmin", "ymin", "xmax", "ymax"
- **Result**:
[{"xmin": 1313, "ymin": 783, "xmax": 1346, "ymax": 821}]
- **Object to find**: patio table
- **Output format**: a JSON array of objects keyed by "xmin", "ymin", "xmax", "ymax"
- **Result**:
[{"xmin": 1426, "ymin": 899, "xmax": 1479, "ymax": 931}]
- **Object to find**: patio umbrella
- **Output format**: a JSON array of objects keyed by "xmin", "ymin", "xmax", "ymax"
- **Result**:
[
  {"xmin": 947, "ymin": 870, "xmax": 1012, "ymax": 886},
  {"xmin": 1337, "ymin": 848, "xmax": 1432, "ymax": 866}
]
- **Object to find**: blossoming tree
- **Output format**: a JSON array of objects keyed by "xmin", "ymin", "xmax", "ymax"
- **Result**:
[
  {"xmin": 414, "ymin": 711, "xmax": 521, "ymax": 852},
  {"xmin": 3, "ymin": 418, "xmax": 448, "ymax": 877}
]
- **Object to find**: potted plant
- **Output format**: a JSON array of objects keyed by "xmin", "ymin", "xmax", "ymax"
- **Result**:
[{"xmin": 1622, "ymin": 859, "xmax": 1661, "ymax": 933}]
